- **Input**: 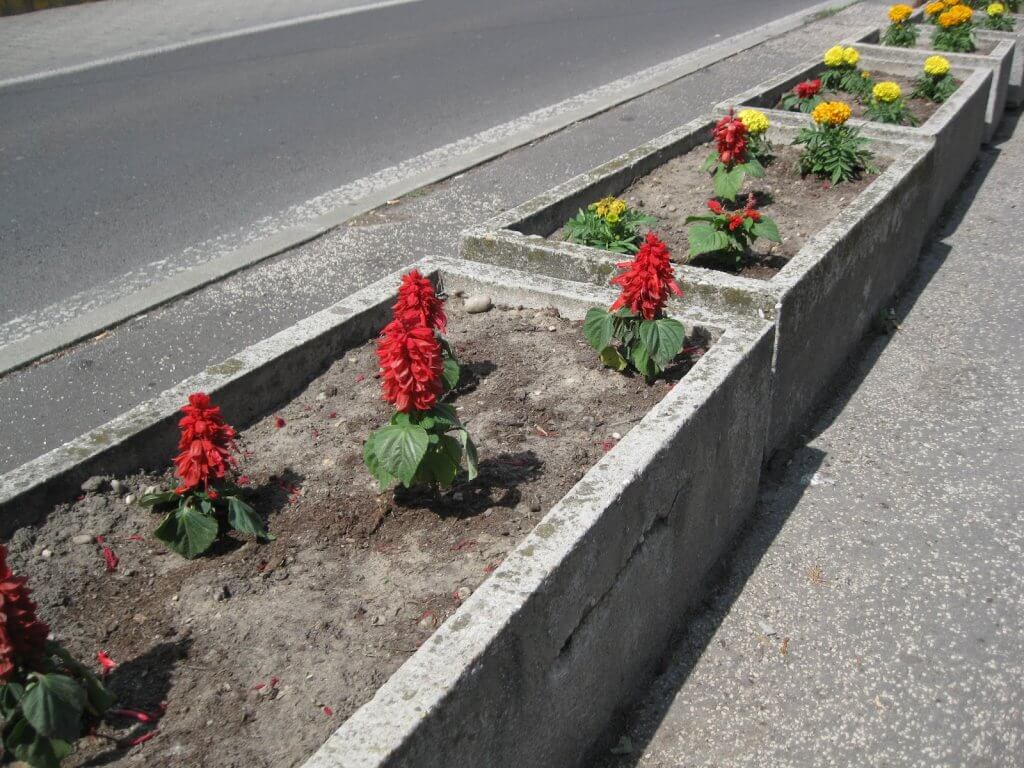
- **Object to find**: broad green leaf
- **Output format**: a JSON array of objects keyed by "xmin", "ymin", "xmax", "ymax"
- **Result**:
[
  {"xmin": 456, "ymin": 429, "xmax": 479, "ymax": 481},
  {"xmin": 138, "ymin": 490, "xmax": 179, "ymax": 509},
  {"xmin": 7, "ymin": 718, "xmax": 73, "ymax": 768},
  {"xmin": 371, "ymin": 423, "xmax": 429, "ymax": 488},
  {"xmin": 417, "ymin": 436, "xmax": 462, "ymax": 488},
  {"xmin": 751, "ymin": 217, "xmax": 780, "ymax": 243},
  {"xmin": 713, "ymin": 167, "xmax": 745, "ymax": 201},
  {"xmin": 639, "ymin": 321, "xmax": 660, "ymax": 364},
  {"xmin": 363, "ymin": 430, "xmax": 396, "ymax": 489},
  {"xmin": 701, "ymin": 152, "xmax": 719, "ymax": 172},
  {"xmin": 683, "ymin": 215, "xmax": 715, "ymax": 225},
  {"xmin": 652, "ymin": 318, "xmax": 686, "ymax": 367},
  {"xmin": 154, "ymin": 505, "xmax": 219, "ymax": 559},
  {"xmin": 46, "ymin": 642, "xmax": 115, "ymax": 716},
  {"xmin": 430, "ymin": 403, "xmax": 462, "ymax": 429},
  {"xmin": 0, "ymin": 682, "xmax": 25, "ymax": 718},
  {"xmin": 442, "ymin": 358, "xmax": 461, "ymax": 392},
  {"xmin": 389, "ymin": 412, "xmax": 412, "ymax": 426},
  {"xmin": 583, "ymin": 307, "xmax": 615, "ymax": 352},
  {"xmin": 21, "ymin": 674, "xmax": 85, "ymax": 742},
  {"xmin": 227, "ymin": 497, "xmax": 274, "ymax": 542},
  {"xmin": 687, "ymin": 223, "xmax": 732, "ymax": 258},
  {"xmin": 630, "ymin": 341, "xmax": 652, "ymax": 378},
  {"xmin": 599, "ymin": 346, "xmax": 629, "ymax": 372},
  {"xmin": 742, "ymin": 155, "xmax": 765, "ymax": 178}
]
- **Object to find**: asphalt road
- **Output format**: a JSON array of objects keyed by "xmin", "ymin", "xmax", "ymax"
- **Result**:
[{"xmin": 0, "ymin": 0, "xmax": 824, "ymax": 331}]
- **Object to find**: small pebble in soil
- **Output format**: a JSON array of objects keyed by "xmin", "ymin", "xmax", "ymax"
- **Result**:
[
  {"xmin": 455, "ymin": 586, "xmax": 472, "ymax": 601},
  {"xmin": 81, "ymin": 476, "xmax": 106, "ymax": 494},
  {"xmin": 110, "ymin": 479, "xmax": 123, "ymax": 494},
  {"xmin": 41, "ymin": 549, "xmax": 52, "ymax": 559},
  {"xmin": 72, "ymin": 534, "xmax": 93, "ymax": 545},
  {"xmin": 464, "ymin": 295, "xmax": 493, "ymax": 314},
  {"xmin": 124, "ymin": 494, "xmax": 136, "ymax": 505},
  {"xmin": 612, "ymin": 432, "xmax": 622, "ymax": 440}
]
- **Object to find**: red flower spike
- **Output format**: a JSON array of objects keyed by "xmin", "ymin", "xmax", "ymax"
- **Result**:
[
  {"xmin": 795, "ymin": 79, "xmax": 822, "ymax": 99},
  {"xmin": 376, "ymin": 319, "xmax": 444, "ymax": 413},
  {"xmin": 728, "ymin": 215, "xmax": 744, "ymax": 232},
  {"xmin": 0, "ymin": 545, "xmax": 51, "ymax": 682},
  {"xmin": 173, "ymin": 392, "xmax": 238, "ymax": 494},
  {"xmin": 713, "ymin": 112, "xmax": 748, "ymax": 167},
  {"xmin": 97, "ymin": 650, "xmax": 117, "ymax": 677},
  {"xmin": 609, "ymin": 233, "xmax": 683, "ymax": 321},
  {"xmin": 706, "ymin": 199, "xmax": 725, "ymax": 214},
  {"xmin": 393, "ymin": 269, "xmax": 447, "ymax": 333}
]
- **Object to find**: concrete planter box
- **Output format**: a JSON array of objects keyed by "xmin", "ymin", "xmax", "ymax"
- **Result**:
[
  {"xmin": 715, "ymin": 53, "xmax": 990, "ymax": 229},
  {"xmin": 902, "ymin": 6, "xmax": 1023, "ymax": 108},
  {"xmin": 850, "ymin": 28, "xmax": 1015, "ymax": 140},
  {"xmin": 0, "ymin": 257, "xmax": 775, "ymax": 768},
  {"xmin": 460, "ymin": 115, "xmax": 933, "ymax": 457}
]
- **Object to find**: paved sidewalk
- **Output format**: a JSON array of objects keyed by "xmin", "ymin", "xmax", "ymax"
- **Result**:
[
  {"xmin": 596, "ymin": 115, "xmax": 1024, "ymax": 767},
  {"xmin": 0, "ymin": 0, "xmax": 406, "ymax": 83}
]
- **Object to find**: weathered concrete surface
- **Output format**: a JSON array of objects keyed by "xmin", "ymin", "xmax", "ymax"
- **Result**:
[
  {"xmin": 593, "ymin": 112, "xmax": 1024, "ymax": 768},
  {"xmin": 717, "ymin": 52, "xmax": 990, "ymax": 228},
  {"xmin": 851, "ymin": 29, "xmax": 1014, "ymax": 141},
  {"xmin": 461, "ymin": 117, "xmax": 933, "ymax": 457},
  {"xmin": 306, "ymin": 264, "xmax": 775, "ymax": 768}
]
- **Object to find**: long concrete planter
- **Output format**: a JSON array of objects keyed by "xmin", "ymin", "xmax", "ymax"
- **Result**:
[
  {"xmin": 0, "ymin": 257, "xmax": 775, "ymax": 768},
  {"xmin": 716, "ymin": 53, "xmax": 990, "ymax": 228},
  {"xmin": 459, "ymin": 115, "xmax": 933, "ymax": 457},
  {"xmin": 901, "ymin": 6, "xmax": 1023, "ymax": 108},
  {"xmin": 850, "ymin": 28, "xmax": 1015, "ymax": 140}
]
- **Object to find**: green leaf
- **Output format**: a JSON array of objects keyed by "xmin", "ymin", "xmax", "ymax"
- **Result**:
[
  {"xmin": 369, "ymin": 423, "xmax": 429, "ymax": 488},
  {"xmin": 639, "ymin": 321, "xmax": 660, "ymax": 365},
  {"xmin": 599, "ymin": 346, "xmax": 629, "ymax": 372},
  {"xmin": 687, "ymin": 222, "xmax": 732, "ymax": 258},
  {"xmin": 46, "ymin": 642, "xmax": 115, "ymax": 716},
  {"xmin": 583, "ymin": 307, "xmax": 615, "ymax": 352},
  {"xmin": 153, "ymin": 504, "xmax": 219, "ymax": 559},
  {"xmin": 713, "ymin": 166, "xmax": 745, "ymax": 201},
  {"xmin": 630, "ymin": 340, "xmax": 652, "ymax": 377},
  {"xmin": 456, "ymin": 429, "xmax": 479, "ymax": 481},
  {"xmin": 442, "ymin": 358, "xmax": 461, "ymax": 392},
  {"xmin": 750, "ymin": 216, "xmax": 781, "ymax": 243},
  {"xmin": 417, "ymin": 435, "xmax": 462, "ymax": 488},
  {"xmin": 0, "ymin": 682, "xmax": 25, "ymax": 718},
  {"xmin": 138, "ymin": 490, "xmax": 179, "ymax": 509},
  {"xmin": 363, "ymin": 430, "xmax": 396, "ymax": 489},
  {"xmin": 20, "ymin": 674, "xmax": 85, "ymax": 742},
  {"xmin": 741, "ymin": 155, "xmax": 765, "ymax": 178},
  {"xmin": 227, "ymin": 497, "xmax": 274, "ymax": 542},
  {"xmin": 7, "ymin": 718, "xmax": 73, "ymax": 768},
  {"xmin": 652, "ymin": 318, "xmax": 686, "ymax": 367},
  {"xmin": 430, "ymin": 403, "xmax": 462, "ymax": 429}
]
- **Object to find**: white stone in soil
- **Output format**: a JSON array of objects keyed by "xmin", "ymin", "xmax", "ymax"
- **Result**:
[
  {"xmin": 464, "ymin": 295, "xmax": 493, "ymax": 313},
  {"xmin": 72, "ymin": 534, "xmax": 94, "ymax": 545}
]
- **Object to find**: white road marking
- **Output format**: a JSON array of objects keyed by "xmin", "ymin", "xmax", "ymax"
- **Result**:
[{"xmin": 0, "ymin": 0, "xmax": 423, "ymax": 90}]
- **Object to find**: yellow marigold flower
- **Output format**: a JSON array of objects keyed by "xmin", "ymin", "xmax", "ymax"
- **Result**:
[
  {"xmin": 862, "ymin": 71, "xmax": 872, "ymax": 79},
  {"xmin": 889, "ymin": 3, "xmax": 913, "ymax": 23},
  {"xmin": 873, "ymin": 81, "xmax": 902, "ymax": 103},
  {"xmin": 737, "ymin": 108, "xmax": 770, "ymax": 136},
  {"xmin": 925, "ymin": 0, "xmax": 946, "ymax": 16},
  {"xmin": 988, "ymin": 3, "xmax": 1006, "ymax": 17},
  {"xmin": 823, "ymin": 45, "xmax": 846, "ymax": 67},
  {"xmin": 812, "ymin": 101, "xmax": 853, "ymax": 127},
  {"xmin": 591, "ymin": 196, "xmax": 626, "ymax": 220},
  {"xmin": 842, "ymin": 47, "xmax": 860, "ymax": 66},
  {"xmin": 605, "ymin": 212, "xmax": 620, "ymax": 224},
  {"xmin": 938, "ymin": 5, "xmax": 972, "ymax": 26},
  {"xmin": 924, "ymin": 55, "xmax": 951, "ymax": 76}
]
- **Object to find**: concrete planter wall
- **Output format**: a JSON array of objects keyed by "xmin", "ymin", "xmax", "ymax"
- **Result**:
[
  {"xmin": 0, "ymin": 257, "xmax": 775, "ymax": 768},
  {"xmin": 715, "ymin": 54, "xmax": 990, "ymax": 229},
  {"xmin": 851, "ymin": 28, "xmax": 1015, "ymax": 140},
  {"xmin": 460, "ymin": 115, "xmax": 933, "ymax": 457}
]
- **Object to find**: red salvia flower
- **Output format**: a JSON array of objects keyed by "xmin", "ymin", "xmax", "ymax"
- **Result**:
[
  {"xmin": 795, "ymin": 79, "xmax": 822, "ymax": 99},
  {"xmin": 609, "ymin": 233, "xmax": 682, "ymax": 321},
  {"xmin": 0, "ymin": 545, "xmax": 51, "ymax": 682},
  {"xmin": 728, "ymin": 215, "xmax": 744, "ymax": 231},
  {"xmin": 173, "ymin": 392, "xmax": 237, "ymax": 493},
  {"xmin": 393, "ymin": 269, "xmax": 446, "ymax": 333},
  {"xmin": 706, "ymin": 199, "xmax": 725, "ymax": 214},
  {"xmin": 712, "ymin": 112, "xmax": 748, "ymax": 167},
  {"xmin": 376, "ymin": 319, "xmax": 444, "ymax": 413},
  {"xmin": 742, "ymin": 194, "xmax": 762, "ymax": 222}
]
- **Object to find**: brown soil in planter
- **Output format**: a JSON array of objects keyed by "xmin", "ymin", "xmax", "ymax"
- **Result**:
[
  {"xmin": 550, "ymin": 143, "xmax": 888, "ymax": 281},
  {"xmin": 6, "ymin": 303, "xmax": 707, "ymax": 768},
  {"xmin": 775, "ymin": 71, "xmax": 953, "ymax": 126}
]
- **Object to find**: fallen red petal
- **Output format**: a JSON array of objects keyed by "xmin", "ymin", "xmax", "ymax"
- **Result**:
[
  {"xmin": 95, "ymin": 535, "xmax": 106, "ymax": 544},
  {"xmin": 102, "ymin": 547, "xmax": 119, "ymax": 572},
  {"xmin": 323, "ymin": 706, "xmax": 333, "ymax": 717},
  {"xmin": 328, "ymin": 411, "xmax": 338, "ymax": 419},
  {"xmin": 96, "ymin": 650, "xmax": 117, "ymax": 676},
  {"xmin": 451, "ymin": 539, "xmax": 476, "ymax": 551},
  {"xmin": 127, "ymin": 731, "xmax": 158, "ymax": 747},
  {"xmin": 237, "ymin": 475, "xmax": 251, "ymax": 486},
  {"xmin": 354, "ymin": 374, "xmax": 365, "ymax": 383},
  {"xmin": 127, "ymin": 534, "xmax": 144, "ymax": 542},
  {"xmin": 270, "ymin": 676, "xmax": 279, "ymax": 688}
]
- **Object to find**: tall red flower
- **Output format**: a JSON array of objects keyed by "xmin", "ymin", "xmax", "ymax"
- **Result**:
[
  {"xmin": 795, "ymin": 79, "xmax": 822, "ymax": 99},
  {"xmin": 376, "ymin": 318, "xmax": 444, "ymax": 413},
  {"xmin": 713, "ymin": 112, "xmax": 748, "ymax": 167},
  {"xmin": 393, "ymin": 269, "xmax": 446, "ymax": 333},
  {"xmin": 173, "ymin": 392, "xmax": 237, "ymax": 492},
  {"xmin": 0, "ymin": 545, "xmax": 51, "ymax": 682},
  {"xmin": 609, "ymin": 233, "xmax": 682, "ymax": 320}
]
